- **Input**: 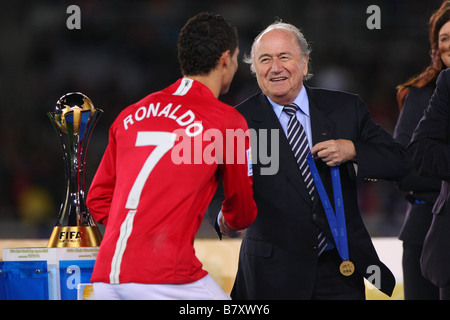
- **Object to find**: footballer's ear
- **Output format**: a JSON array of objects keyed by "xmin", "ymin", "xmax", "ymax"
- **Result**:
[{"xmin": 219, "ymin": 50, "xmax": 231, "ymax": 69}]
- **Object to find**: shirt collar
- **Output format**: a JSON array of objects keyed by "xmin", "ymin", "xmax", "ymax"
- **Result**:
[{"xmin": 268, "ymin": 85, "xmax": 310, "ymax": 119}]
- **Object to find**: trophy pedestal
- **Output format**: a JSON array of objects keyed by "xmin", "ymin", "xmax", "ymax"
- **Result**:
[
  {"xmin": 1, "ymin": 246, "xmax": 98, "ymax": 300},
  {"xmin": 47, "ymin": 226, "xmax": 103, "ymax": 248}
]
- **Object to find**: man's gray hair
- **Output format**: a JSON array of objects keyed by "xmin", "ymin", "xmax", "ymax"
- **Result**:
[{"xmin": 243, "ymin": 20, "xmax": 313, "ymax": 80}]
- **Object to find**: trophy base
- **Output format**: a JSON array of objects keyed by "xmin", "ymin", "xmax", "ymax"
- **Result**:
[{"xmin": 47, "ymin": 226, "xmax": 103, "ymax": 248}]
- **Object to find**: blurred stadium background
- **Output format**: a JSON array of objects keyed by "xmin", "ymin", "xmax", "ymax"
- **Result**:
[{"xmin": 0, "ymin": 0, "xmax": 443, "ymax": 240}]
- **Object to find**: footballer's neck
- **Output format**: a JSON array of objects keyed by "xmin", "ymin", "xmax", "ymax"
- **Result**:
[{"xmin": 186, "ymin": 69, "xmax": 223, "ymax": 99}]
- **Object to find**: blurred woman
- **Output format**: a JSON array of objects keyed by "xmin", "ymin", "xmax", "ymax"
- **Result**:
[{"xmin": 394, "ymin": 0, "xmax": 450, "ymax": 300}]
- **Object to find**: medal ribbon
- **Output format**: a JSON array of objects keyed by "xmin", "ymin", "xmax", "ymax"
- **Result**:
[{"xmin": 306, "ymin": 152, "xmax": 349, "ymax": 262}]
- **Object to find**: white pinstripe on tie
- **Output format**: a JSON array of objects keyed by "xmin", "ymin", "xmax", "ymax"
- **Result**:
[{"xmin": 283, "ymin": 104, "xmax": 327, "ymax": 255}]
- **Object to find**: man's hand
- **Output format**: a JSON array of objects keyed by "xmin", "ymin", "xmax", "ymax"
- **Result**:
[
  {"xmin": 311, "ymin": 139, "xmax": 356, "ymax": 167},
  {"xmin": 219, "ymin": 211, "xmax": 246, "ymax": 238}
]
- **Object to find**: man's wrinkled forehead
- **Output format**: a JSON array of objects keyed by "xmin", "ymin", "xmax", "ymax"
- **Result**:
[{"xmin": 255, "ymin": 28, "xmax": 303, "ymax": 57}]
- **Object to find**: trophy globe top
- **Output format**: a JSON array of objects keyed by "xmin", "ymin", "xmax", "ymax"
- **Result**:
[
  {"xmin": 55, "ymin": 92, "xmax": 95, "ymax": 113},
  {"xmin": 55, "ymin": 92, "xmax": 96, "ymax": 134}
]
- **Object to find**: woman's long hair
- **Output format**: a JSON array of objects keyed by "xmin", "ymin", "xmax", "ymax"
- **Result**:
[{"xmin": 396, "ymin": 1, "xmax": 450, "ymax": 109}]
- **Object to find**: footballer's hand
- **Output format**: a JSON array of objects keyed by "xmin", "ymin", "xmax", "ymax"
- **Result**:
[{"xmin": 219, "ymin": 212, "xmax": 246, "ymax": 238}]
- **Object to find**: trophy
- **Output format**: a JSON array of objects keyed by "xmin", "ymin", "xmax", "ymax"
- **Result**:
[{"xmin": 47, "ymin": 92, "xmax": 103, "ymax": 248}]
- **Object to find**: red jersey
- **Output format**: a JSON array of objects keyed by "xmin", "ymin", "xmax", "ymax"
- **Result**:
[{"xmin": 87, "ymin": 78, "xmax": 256, "ymax": 284}]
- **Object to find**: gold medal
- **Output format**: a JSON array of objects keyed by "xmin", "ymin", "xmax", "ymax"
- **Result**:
[{"xmin": 339, "ymin": 260, "xmax": 355, "ymax": 276}]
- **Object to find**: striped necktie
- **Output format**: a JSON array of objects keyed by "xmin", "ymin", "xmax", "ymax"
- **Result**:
[{"xmin": 283, "ymin": 103, "xmax": 327, "ymax": 255}]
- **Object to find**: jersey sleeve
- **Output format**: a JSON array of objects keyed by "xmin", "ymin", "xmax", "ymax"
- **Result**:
[
  {"xmin": 219, "ymin": 110, "xmax": 257, "ymax": 230},
  {"xmin": 86, "ymin": 125, "xmax": 117, "ymax": 226}
]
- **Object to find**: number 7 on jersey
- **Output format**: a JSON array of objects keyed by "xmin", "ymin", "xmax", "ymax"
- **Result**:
[{"xmin": 125, "ymin": 131, "xmax": 176, "ymax": 210}]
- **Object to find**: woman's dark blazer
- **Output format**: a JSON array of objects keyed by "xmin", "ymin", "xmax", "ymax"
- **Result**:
[{"xmin": 410, "ymin": 68, "xmax": 450, "ymax": 287}]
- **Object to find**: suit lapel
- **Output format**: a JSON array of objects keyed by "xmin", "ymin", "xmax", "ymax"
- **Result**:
[
  {"xmin": 306, "ymin": 86, "xmax": 336, "ymax": 210},
  {"xmin": 249, "ymin": 93, "xmax": 313, "ymax": 205},
  {"xmin": 307, "ymin": 86, "xmax": 335, "ymax": 146}
]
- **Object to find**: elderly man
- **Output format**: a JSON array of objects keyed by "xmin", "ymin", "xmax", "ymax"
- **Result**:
[{"xmin": 208, "ymin": 21, "xmax": 410, "ymax": 300}]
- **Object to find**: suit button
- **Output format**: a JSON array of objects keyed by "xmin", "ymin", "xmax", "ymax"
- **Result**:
[
  {"xmin": 312, "ymin": 213, "xmax": 317, "ymax": 221},
  {"xmin": 313, "ymin": 246, "xmax": 318, "ymax": 251}
]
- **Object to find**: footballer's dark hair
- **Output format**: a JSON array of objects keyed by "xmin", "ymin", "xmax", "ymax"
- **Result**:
[{"xmin": 178, "ymin": 12, "xmax": 238, "ymax": 76}]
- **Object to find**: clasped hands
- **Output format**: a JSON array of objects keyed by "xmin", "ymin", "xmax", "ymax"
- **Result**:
[{"xmin": 219, "ymin": 139, "xmax": 356, "ymax": 238}]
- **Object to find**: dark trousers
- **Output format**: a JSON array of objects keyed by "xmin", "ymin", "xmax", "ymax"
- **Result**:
[
  {"xmin": 402, "ymin": 242, "xmax": 439, "ymax": 300},
  {"xmin": 311, "ymin": 249, "xmax": 365, "ymax": 300}
]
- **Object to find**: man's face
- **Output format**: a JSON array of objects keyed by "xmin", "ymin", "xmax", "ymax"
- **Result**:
[{"xmin": 253, "ymin": 29, "xmax": 308, "ymax": 105}]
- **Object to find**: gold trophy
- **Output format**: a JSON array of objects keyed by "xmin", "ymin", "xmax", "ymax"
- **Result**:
[{"xmin": 47, "ymin": 92, "xmax": 103, "ymax": 248}]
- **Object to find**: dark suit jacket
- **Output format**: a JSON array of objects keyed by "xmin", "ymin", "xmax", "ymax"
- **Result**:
[
  {"xmin": 394, "ymin": 86, "xmax": 441, "ymax": 245},
  {"xmin": 409, "ymin": 68, "xmax": 450, "ymax": 287},
  {"xmin": 208, "ymin": 85, "xmax": 410, "ymax": 299}
]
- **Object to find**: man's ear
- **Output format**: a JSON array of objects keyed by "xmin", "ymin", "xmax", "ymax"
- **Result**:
[
  {"xmin": 302, "ymin": 55, "xmax": 310, "ymax": 77},
  {"xmin": 219, "ymin": 50, "xmax": 231, "ymax": 70}
]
